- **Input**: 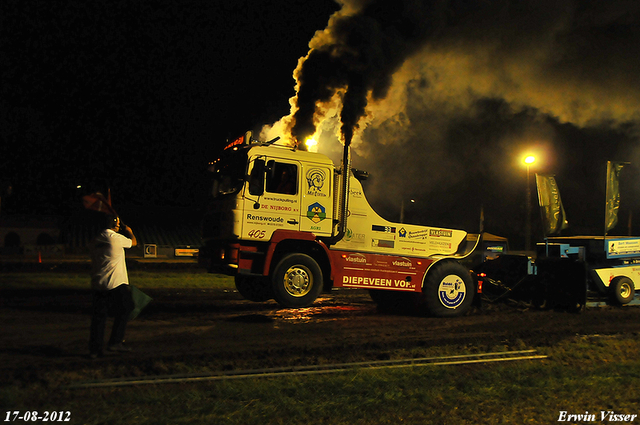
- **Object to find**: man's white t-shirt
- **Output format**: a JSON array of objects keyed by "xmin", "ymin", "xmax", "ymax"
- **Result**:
[{"xmin": 91, "ymin": 229, "xmax": 133, "ymax": 291}]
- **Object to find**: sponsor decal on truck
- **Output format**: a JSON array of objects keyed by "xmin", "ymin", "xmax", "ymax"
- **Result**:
[
  {"xmin": 342, "ymin": 275, "xmax": 413, "ymax": 289},
  {"xmin": 307, "ymin": 202, "xmax": 326, "ymax": 223},
  {"xmin": 306, "ymin": 168, "xmax": 328, "ymax": 197},
  {"xmin": 246, "ymin": 214, "xmax": 285, "ymax": 226}
]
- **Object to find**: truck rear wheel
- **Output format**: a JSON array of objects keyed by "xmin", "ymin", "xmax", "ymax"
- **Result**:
[
  {"xmin": 235, "ymin": 275, "xmax": 273, "ymax": 302},
  {"xmin": 609, "ymin": 276, "xmax": 635, "ymax": 305},
  {"xmin": 272, "ymin": 254, "xmax": 323, "ymax": 308},
  {"xmin": 422, "ymin": 261, "xmax": 474, "ymax": 317}
]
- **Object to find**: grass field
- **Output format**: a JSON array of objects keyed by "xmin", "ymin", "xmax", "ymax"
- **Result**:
[
  {"xmin": 2, "ymin": 272, "xmax": 640, "ymax": 424},
  {"xmin": 0, "ymin": 270, "xmax": 234, "ymax": 290},
  {"xmin": 1, "ymin": 336, "xmax": 639, "ymax": 424}
]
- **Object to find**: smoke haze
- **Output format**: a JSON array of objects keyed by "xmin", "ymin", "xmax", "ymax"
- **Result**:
[{"xmin": 261, "ymin": 0, "xmax": 640, "ymax": 244}]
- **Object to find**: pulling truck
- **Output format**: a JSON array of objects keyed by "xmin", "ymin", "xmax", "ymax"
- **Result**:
[{"xmin": 199, "ymin": 131, "xmax": 480, "ymax": 317}]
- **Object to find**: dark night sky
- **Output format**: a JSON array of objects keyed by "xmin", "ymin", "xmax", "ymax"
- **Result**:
[
  {"xmin": 1, "ymin": 0, "xmax": 339, "ymax": 211},
  {"xmin": 2, "ymin": 0, "xmax": 640, "ymax": 247}
]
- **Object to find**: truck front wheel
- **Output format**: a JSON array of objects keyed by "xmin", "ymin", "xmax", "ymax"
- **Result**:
[
  {"xmin": 609, "ymin": 276, "xmax": 635, "ymax": 305},
  {"xmin": 272, "ymin": 254, "xmax": 323, "ymax": 308},
  {"xmin": 422, "ymin": 261, "xmax": 475, "ymax": 317}
]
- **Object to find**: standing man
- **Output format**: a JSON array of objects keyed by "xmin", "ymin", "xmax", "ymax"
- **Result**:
[{"xmin": 89, "ymin": 214, "xmax": 137, "ymax": 358}]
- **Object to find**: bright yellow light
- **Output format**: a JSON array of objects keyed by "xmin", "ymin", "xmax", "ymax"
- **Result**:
[
  {"xmin": 305, "ymin": 138, "xmax": 318, "ymax": 152},
  {"xmin": 524, "ymin": 155, "xmax": 536, "ymax": 165}
]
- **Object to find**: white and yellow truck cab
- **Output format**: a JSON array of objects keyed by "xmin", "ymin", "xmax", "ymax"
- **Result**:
[{"xmin": 199, "ymin": 132, "xmax": 480, "ymax": 317}]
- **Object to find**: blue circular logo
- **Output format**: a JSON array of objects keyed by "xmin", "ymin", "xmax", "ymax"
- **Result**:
[{"xmin": 438, "ymin": 275, "xmax": 466, "ymax": 309}]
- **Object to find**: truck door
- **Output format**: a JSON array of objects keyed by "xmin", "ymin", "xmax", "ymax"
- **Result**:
[{"xmin": 243, "ymin": 158, "xmax": 301, "ymax": 240}]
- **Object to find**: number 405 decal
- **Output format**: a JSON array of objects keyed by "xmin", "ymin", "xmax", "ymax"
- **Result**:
[{"xmin": 248, "ymin": 229, "xmax": 266, "ymax": 239}]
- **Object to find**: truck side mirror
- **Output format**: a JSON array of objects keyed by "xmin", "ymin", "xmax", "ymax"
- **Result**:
[{"xmin": 249, "ymin": 159, "xmax": 265, "ymax": 196}]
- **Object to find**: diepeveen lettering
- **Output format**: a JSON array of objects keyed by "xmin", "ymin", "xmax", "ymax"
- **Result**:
[{"xmin": 342, "ymin": 276, "xmax": 412, "ymax": 288}]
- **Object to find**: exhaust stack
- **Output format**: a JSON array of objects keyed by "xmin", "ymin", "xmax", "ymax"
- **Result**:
[{"xmin": 326, "ymin": 138, "xmax": 351, "ymax": 246}]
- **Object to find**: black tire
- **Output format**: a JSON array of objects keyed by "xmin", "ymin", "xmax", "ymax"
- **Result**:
[
  {"xmin": 422, "ymin": 261, "xmax": 475, "ymax": 317},
  {"xmin": 272, "ymin": 253, "xmax": 323, "ymax": 308},
  {"xmin": 235, "ymin": 275, "xmax": 273, "ymax": 302},
  {"xmin": 609, "ymin": 276, "xmax": 635, "ymax": 305}
]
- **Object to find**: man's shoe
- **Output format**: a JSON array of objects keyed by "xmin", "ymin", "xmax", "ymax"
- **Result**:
[{"xmin": 107, "ymin": 342, "xmax": 132, "ymax": 352}]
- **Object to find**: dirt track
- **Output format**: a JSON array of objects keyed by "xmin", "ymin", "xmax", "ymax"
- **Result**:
[{"xmin": 2, "ymin": 283, "xmax": 640, "ymax": 383}]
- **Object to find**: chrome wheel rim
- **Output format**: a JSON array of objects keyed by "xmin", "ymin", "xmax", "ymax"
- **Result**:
[
  {"xmin": 620, "ymin": 282, "xmax": 632, "ymax": 299},
  {"xmin": 283, "ymin": 265, "xmax": 312, "ymax": 297}
]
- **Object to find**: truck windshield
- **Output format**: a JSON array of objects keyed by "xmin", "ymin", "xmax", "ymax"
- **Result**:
[{"xmin": 209, "ymin": 148, "xmax": 248, "ymax": 198}]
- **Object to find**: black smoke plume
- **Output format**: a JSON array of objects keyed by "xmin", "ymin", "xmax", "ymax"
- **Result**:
[{"xmin": 291, "ymin": 0, "xmax": 453, "ymax": 146}]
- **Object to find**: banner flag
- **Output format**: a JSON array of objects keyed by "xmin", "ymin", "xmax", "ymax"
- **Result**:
[
  {"xmin": 536, "ymin": 174, "xmax": 569, "ymax": 236},
  {"xmin": 82, "ymin": 192, "xmax": 117, "ymax": 216},
  {"xmin": 129, "ymin": 286, "xmax": 152, "ymax": 320},
  {"xmin": 605, "ymin": 161, "xmax": 627, "ymax": 234}
]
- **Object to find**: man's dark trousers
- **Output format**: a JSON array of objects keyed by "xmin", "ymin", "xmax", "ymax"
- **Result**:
[{"xmin": 90, "ymin": 284, "xmax": 134, "ymax": 355}]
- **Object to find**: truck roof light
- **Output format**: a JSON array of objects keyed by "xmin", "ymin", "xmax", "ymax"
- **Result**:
[
  {"xmin": 224, "ymin": 132, "xmax": 251, "ymax": 151},
  {"xmin": 305, "ymin": 138, "xmax": 318, "ymax": 151}
]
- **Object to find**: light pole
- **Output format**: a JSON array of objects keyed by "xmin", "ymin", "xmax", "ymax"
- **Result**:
[{"xmin": 524, "ymin": 155, "xmax": 536, "ymax": 252}]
